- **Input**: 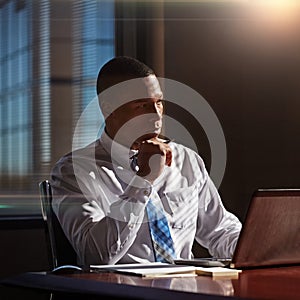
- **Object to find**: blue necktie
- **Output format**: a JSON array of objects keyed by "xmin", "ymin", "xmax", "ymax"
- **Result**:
[
  {"xmin": 146, "ymin": 199, "xmax": 175, "ymax": 263},
  {"xmin": 130, "ymin": 153, "xmax": 175, "ymax": 263}
]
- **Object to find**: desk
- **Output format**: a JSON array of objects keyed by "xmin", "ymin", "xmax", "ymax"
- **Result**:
[
  {"xmin": 68, "ymin": 265, "xmax": 300, "ymax": 300},
  {"xmin": 1, "ymin": 266, "xmax": 300, "ymax": 300}
]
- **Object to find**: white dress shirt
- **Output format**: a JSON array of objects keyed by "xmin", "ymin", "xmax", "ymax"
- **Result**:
[{"xmin": 50, "ymin": 131, "xmax": 241, "ymax": 266}]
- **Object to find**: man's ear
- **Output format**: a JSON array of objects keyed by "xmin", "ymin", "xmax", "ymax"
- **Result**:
[{"xmin": 100, "ymin": 101, "xmax": 113, "ymax": 119}]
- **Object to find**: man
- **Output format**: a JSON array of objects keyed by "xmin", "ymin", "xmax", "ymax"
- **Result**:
[{"xmin": 51, "ymin": 56, "xmax": 241, "ymax": 266}]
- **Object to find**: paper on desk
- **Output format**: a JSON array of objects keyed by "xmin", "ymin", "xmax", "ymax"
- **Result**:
[
  {"xmin": 112, "ymin": 266, "xmax": 197, "ymax": 278},
  {"xmin": 90, "ymin": 263, "xmax": 241, "ymax": 278},
  {"xmin": 90, "ymin": 263, "xmax": 196, "ymax": 278},
  {"xmin": 90, "ymin": 262, "xmax": 169, "ymax": 269}
]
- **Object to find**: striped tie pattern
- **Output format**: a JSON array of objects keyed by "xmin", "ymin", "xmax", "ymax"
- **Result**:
[
  {"xmin": 129, "ymin": 153, "xmax": 175, "ymax": 263},
  {"xmin": 146, "ymin": 199, "xmax": 175, "ymax": 263}
]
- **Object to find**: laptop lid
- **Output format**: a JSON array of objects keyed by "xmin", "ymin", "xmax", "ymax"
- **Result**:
[{"xmin": 230, "ymin": 189, "xmax": 300, "ymax": 269}]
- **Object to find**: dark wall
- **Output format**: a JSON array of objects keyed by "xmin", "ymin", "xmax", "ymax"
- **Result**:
[{"xmin": 163, "ymin": 2, "xmax": 300, "ymax": 221}]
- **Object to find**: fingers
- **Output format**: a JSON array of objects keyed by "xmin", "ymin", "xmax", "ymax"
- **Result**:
[
  {"xmin": 138, "ymin": 138, "xmax": 172, "ymax": 166},
  {"xmin": 135, "ymin": 138, "xmax": 172, "ymax": 183}
]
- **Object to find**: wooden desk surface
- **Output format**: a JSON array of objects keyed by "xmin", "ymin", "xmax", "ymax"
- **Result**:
[{"xmin": 67, "ymin": 265, "xmax": 300, "ymax": 300}]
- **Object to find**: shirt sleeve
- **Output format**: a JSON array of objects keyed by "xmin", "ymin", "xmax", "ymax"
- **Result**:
[
  {"xmin": 195, "ymin": 170, "xmax": 242, "ymax": 258},
  {"xmin": 50, "ymin": 157, "xmax": 152, "ymax": 266}
]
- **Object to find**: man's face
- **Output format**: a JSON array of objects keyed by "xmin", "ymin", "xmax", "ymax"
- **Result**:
[{"xmin": 106, "ymin": 75, "xmax": 164, "ymax": 147}]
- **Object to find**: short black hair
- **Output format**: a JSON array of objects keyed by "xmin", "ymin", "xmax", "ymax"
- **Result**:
[{"xmin": 96, "ymin": 56, "xmax": 154, "ymax": 95}]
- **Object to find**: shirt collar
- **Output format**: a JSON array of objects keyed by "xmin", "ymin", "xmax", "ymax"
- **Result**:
[{"xmin": 100, "ymin": 130, "xmax": 137, "ymax": 170}]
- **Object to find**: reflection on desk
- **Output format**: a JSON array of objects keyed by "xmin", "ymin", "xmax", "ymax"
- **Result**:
[
  {"xmin": 1, "ymin": 266, "xmax": 300, "ymax": 300},
  {"xmin": 75, "ymin": 272, "xmax": 234, "ymax": 296},
  {"xmin": 67, "ymin": 265, "xmax": 300, "ymax": 300}
]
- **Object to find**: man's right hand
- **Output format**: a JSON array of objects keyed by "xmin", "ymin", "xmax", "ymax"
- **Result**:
[{"xmin": 136, "ymin": 138, "xmax": 172, "ymax": 184}]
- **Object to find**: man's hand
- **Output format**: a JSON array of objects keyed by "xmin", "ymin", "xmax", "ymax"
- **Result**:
[{"xmin": 135, "ymin": 138, "xmax": 172, "ymax": 183}]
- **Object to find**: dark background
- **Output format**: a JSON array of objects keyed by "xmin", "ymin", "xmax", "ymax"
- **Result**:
[{"xmin": 163, "ymin": 2, "xmax": 300, "ymax": 222}]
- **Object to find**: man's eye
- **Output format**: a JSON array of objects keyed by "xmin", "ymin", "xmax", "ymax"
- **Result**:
[{"xmin": 134, "ymin": 103, "xmax": 147, "ymax": 109}]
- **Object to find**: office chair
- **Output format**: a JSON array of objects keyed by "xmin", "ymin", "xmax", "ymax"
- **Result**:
[{"xmin": 39, "ymin": 180, "xmax": 78, "ymax": 270}]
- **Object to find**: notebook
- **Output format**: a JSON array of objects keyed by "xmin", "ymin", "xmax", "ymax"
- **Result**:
[{"xmin": 176, "ymin": 189, "xmax": 300, "ymax": 269}]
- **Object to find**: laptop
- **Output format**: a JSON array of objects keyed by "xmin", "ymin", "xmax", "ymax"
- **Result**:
[{"xmin": 175, "ymin": 189, "xmax": 300, "ymax": 269}]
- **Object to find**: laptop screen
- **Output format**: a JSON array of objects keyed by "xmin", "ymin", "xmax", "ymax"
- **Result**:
[{"xmin": 231, "ymin": 189, "xmax": 300, "ymax": 269}]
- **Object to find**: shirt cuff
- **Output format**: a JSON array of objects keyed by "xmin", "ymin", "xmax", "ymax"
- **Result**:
[
  {"xmin": 108, "ymin": 176, "xmax": 152, "ymax": 223},
  {"xmin": 122, "ymin": 175, "xmax": 152, "ymax": 204}
]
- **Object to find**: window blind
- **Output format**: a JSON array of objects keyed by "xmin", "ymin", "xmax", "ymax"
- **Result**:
[
  {"xmin": 0, "ymin": 0, "xmax": 115, "ymax": 215},
  {"xmin": 72, "ymin": 0, "xmax": 115, "ymax": 150}
]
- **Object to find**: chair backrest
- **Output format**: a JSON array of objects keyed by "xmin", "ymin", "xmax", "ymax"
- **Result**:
[{"xmin": 39, "ymin": 180, "xmax": 77, "ymax": 269}]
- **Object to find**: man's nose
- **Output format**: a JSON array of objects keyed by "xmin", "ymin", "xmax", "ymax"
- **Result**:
[{"xmin": 147, "ymin": 102, "xmax": 162, "ymax": 116}]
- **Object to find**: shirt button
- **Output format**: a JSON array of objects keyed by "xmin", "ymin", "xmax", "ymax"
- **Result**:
[
  {"xmin": 143, "ymin": 190, "xmax": 150, "ymax": 196},
  {"xmin": 128, "ymin": 224, "xmax": 134, "ymax": 229}
]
